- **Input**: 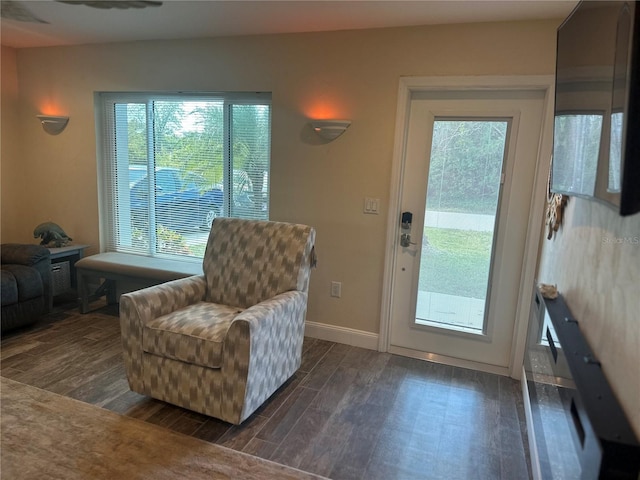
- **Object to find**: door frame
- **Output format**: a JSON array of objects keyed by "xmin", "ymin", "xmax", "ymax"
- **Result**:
[{"xmin": 378, "ymin": 75, "xmax": 555, "ymax": 378}]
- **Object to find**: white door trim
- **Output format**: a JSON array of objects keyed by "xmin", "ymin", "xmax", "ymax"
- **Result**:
[{"xmin": 378, "ymin": 75, "xmax": 555, "ymax": 378}]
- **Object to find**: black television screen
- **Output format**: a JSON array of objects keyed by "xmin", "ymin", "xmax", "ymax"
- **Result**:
[{"xmin": 552, "ymin": 1, "xmax": 640, "ymax": 216}]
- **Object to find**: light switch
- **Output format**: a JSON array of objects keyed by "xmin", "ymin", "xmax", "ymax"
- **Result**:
[{"xmin": 364, "ymin": 197, "xmax": 380, "ymax": 214}]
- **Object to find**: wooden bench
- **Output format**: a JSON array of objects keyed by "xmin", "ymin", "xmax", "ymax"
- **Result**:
[{"xmin": 75, "ymin": 253, "xmax": 203, "ymax": 313}]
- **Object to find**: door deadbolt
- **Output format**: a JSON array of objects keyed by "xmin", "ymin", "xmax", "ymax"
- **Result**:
[{"xmin": 401, "ymin": 211, "xmax": 413, "ymax": 230}]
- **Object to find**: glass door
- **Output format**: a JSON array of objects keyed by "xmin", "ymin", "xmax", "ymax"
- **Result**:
[
  {"xmin": 416, "ymin": 119, "xmax": 508, "ymax": 333},
  {"xmin": 389, "ymin": 91, "xmax": 545, "ymax": 369}
]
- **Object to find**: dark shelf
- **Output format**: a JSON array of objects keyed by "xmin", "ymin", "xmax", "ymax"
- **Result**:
[{"xmin": 525, "ymin": 290, "xmax": 639, "ymax": 479}]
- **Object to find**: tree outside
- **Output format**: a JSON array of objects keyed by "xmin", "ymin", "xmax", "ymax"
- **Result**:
[
  {"xmin": 419, "ymin": 120, "xmax": 506, "ymax": 315},
  {"xmin": 426, "ymin": 120, "xmax": 506, "ymax": 215}
]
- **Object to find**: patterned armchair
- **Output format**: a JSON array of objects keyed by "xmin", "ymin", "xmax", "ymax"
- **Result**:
[{"xmin": 119, "ymin": 218, "xmax": 316, "ymax": 424}]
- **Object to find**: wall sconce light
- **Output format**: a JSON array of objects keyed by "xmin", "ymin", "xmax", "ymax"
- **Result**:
[
  {"xmin": 310, "ymin": 120, "xmax": 351, "ymax": 141},
  {"xmin": 36, "ymin": 115, "xmax": 69, "ymax": 135}
]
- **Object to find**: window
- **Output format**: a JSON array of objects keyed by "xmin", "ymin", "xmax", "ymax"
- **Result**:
[{"xmin": 97, "ymin": 92, "xmax": 271, "ymax": 260}]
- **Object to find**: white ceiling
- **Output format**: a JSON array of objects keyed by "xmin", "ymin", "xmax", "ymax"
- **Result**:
[{"xmin": 1, "ymin": 0, "xmax": 577, "ymax": 49}]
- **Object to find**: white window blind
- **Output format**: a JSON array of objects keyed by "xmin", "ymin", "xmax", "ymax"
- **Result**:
[{"xmin": 97, "ymin": 92, "xmax": 271, "ymax": 259}]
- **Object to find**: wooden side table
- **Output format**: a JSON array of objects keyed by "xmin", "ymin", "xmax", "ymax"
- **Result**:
[{"xmin": 47, "ymin": 245, "xmax": 89, "ymax": 302}]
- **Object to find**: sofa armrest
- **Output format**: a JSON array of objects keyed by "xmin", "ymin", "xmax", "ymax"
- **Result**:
[
  {"xmin": 119, "ymin": 275, "xmax": 207, "ymax": 391},
  {"xmin": 222, "ymin": 290, "xmax": 307, "ymax": 422},
  {"xmin": 1, "ymin": 244, "xmax": 50, "ymax": 267},
  {"xmin": 1, "ymin": 244, "xmax": 52, "ymax": 312}
]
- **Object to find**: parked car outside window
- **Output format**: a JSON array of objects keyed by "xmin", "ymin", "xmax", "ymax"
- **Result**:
[
  {"xmin": 129, "ymin": 167, "xmax": 222, "ymax": 232},
  {"xmin": 129, "ymin": 166, "xmax": 262, "ymax": 232}
]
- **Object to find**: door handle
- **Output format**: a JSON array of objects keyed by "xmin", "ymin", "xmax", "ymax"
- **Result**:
[{"xmin": 400, "ymin": 233, "xmax": 416, "ymax": 247}]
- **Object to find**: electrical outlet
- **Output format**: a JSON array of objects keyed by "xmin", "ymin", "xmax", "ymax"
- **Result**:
[{"xmin": 330, "ymin": 281, "xmax": 342, "ymax": 298}]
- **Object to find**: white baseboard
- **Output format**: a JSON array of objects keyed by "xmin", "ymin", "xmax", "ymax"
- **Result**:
[
  {"xmin": 521, "ymin": 365, "xmax": 541, "ymax": 480},
  {"xmin": 304, "ymin": 321, "xmax": 379, "ymax": 350}
]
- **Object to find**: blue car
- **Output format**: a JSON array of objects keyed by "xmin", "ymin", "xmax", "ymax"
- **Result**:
[{"xmin": 129, "ymin": 167, "xmax": 223, "ymax": 232}]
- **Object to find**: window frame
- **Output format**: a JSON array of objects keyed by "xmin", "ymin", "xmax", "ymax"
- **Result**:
[{"xmin": 96, "ymin": 91, "xmax": 272, "ymax": 260}]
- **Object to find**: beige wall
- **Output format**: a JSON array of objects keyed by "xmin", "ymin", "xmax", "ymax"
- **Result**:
[
  {"xmin": 2, "ymin": 21, "xmax": 559, "ymax": 336},
  {"xmin": 1, "ymin": 45, "xmax": 21, "ymax": 239},
  {"xmin": 538, "ymin": 198, "xmax": 640, "ymax": 436}
]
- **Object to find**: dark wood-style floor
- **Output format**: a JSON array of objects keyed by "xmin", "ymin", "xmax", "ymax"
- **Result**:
[{"xmin": 1, "ymin": 301, "xmax": 532, "ymax": 480}]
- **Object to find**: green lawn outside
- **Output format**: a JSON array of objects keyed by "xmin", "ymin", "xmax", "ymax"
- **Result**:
[{"xmin": 418, "ymin": 227, "xmax": 493, "ymax": 299}]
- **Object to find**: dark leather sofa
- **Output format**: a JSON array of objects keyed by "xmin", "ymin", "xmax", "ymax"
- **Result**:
[{"xmin": 1, "ymin": 244, "xmax": 52, "ymax": 333}]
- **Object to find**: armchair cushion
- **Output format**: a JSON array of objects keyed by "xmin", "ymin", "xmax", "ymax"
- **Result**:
[
  {"xmin": 203, "ymin": 218, "xmax": 315, "ymax": 309},
  {"xmin": 143, "ymin": 302, "xmax": 243, "ymax": 369}
]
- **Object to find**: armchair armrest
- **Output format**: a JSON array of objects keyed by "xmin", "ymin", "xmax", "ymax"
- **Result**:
[
  {"xmin": 119, "ymin": 275, "xmax": 206, "ymax": 391},
  {"xmin": 230, "ymin": 290, "xmax": 307, "ymax": 341},
  {"xmin": 223, "ymin": 290, "xmax": 308, "ymax": 422}
]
